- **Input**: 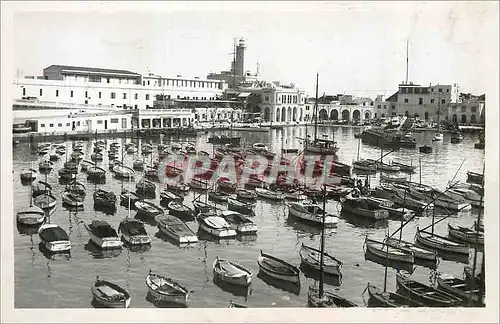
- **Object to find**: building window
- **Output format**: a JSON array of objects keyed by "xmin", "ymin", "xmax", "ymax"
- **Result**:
[
  {"xmin": 134, "ymin": 93, "xmax": 138, "ymax": 100},
  {"xmin": 430, "ymin": 99, "xmax": 434, "ymax": 103},
  {"xmin": 265, "ymin": 96, "xmax": 269, "ymax": 102},
  {"xmin": 111, "ymin": 92, "xmax": 116, "ymax": 99},
  {"xmin": 70, "ymin": 90, "xmax": 74, "ymax": 97},
  {"xmin": 110, "ymin": 118, "xmax": 119, "ymax": 124},
  {"xmin": 461, "ymin": 114, "xmax": 467, "ymax": 123},
  {"xmin": 470, "ymin": 115, "xmax": 476, "ymax": 123},
  {"xmin": 123, "ymin": 93, "xmax": 127, "ymax": 99},
  {"xmin": 383, "ymin": 105, "xmax": 387, "ymax": 109},
  {"xmin": 49, "ymin": 123, "xmax": 54, "ymax": 127},
  {"xmin": 438, "ymin": 88, "xmax": 443, "ymax": 92},
  {"xmin": 66, "ymin": 123, "xmax": 70, "ymax": 126},
  {"xmin": 431, "ymin": 88, "xmax": 434, "ymax": 92},
  {"xmin": 441, "ymin": 99, "xmax": 445, "ymax": 104},
  {"xmin": 39, "ymin": 89, "xmax": 42, "ymax": 96},
  {"xmin": 84, "ymin": 91, "xmax": 88, "ymax": 98},
  {"xmin": 418, "ymin": 98, "xmax": 423, "ymax": 105},
  {"xmin": 391, "ymin": 104, "xmax": 396, "ymax": 110},
  {"xmin": 56, "ymin": 90, "xmax": 59, "ymax": 97},
  {"xmin": 471, "ymin": 106, "xmax": 477, "ymax": 113},
  {"xmin": 461, "ymin": 106, "xmax": 467, "ymax": 112},
  {"xmin": 377, "ymin": 105, "xmax": 381, "ymax": 109},
  {"xmin": 58, "ymin": 123, "xmax": 62, "ymax": 127},
  {"xmin": 97, "ymin": 120, "xmax": 103, "ymax": 124},
  {"xmin": 134, "ymin": 104, "xmax": 138, "ymax": 109},
  {"xmin": 370, "ymin": 102, "xmax": 373, "ymax": 106},
  {"xmin": 424, "ymin": 112, "xmax": 429, "ymax": 120},
  {"xmin": 446, "ymin": 89, "xmax": 449, "ymax": 93},
  {"xmin": 98, "ymin": 92, "xmax": 101, "ymax": 99},
  {"xmin": 146, "ymin": 94, "xmax": 150, "ymax": 100},
  {"xmin": 404, "ymin": 98, "xmax": 409, "ymax": 103},
  {"xmin": 40, "ymin": 123, "xmax": 45, "ymax": 127},
  {"xmin": 147, "ymin": 80, "xmax": 150, "ymax": 86},
  {"xmin": 22, "ymin": 88, "xmax": 26, "ymax": 96},
  {"xmin": 106, "ymin": 78, "xmax": 110, "ymax": 83}
]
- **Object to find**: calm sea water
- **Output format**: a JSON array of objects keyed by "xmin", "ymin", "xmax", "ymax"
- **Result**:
[{"xmin": 13, "ymin": 126, "xmax": 484, "ymax": 308}]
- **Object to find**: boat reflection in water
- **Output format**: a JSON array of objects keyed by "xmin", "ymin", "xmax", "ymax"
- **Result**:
[
  {"xmin": 197, "ymin": 229, "xmax": 236, "ymax": 245},
  {"xmin": 364, "ymin": 249, "xmax": 414, "ymax": 274},
  {"xmin": 213, "ymin": 276, "xmax": 252, "ymax": 298},
  {"xmin": 62, "ymin": 204, "xmax": 85, "ymax": 213},
  {"xmin": 38, "ymin": 242, "xmax": 71, "ymax": 261},
  {"xmin": 145, "ymin": 292, "xmax": 187, "ymax": 308},
  {"xmin": 299, "ymin": 264, "xmax": 342, "ymax": 287},
  {"xmin": 435, "ymin": 250, "xmax": 471, "ymax": 265},
  {"xmin": 122, "ymin": 241, "xmax": 151, "ymax": 253},
  {"xmin": 17, "ymin": 223, "xmax": 43, "ymax": 236},
  {"xmin": 341, "ymin": 211, "xmax": 389, "ymax": 229},
  {"xmin": 285, "ymin": 218, "xmax": 322, "ymax": 236},
  {"xmin": 236, "ymin": 233, "xmax": 258, "ymax": 244},
  {"xmin": 256, "ymin": 271, "xmax": 301, "ymax": 296},
  {"xmin": 84, "ymin": 240, "xmax": 122, "ymax": 259},
  {"xmin": 154, "ymin": 231, "xmax": 198, "ymax": 249}
]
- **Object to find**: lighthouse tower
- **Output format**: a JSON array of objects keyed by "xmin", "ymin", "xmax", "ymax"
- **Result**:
[{"xmin": 235, "ymin": 38, "xmax": 246, "ymax": 77}]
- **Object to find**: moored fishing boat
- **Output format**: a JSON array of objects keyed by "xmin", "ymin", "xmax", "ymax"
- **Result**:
[
  {"xmin": 17, "ymin": 205, "xmax": 45, "ymax": 226},
  {"xmin": 257, "ymin": 250, "xmax": 300, "ymax": 284},
  {"xmin": 120, "ymin": 190, "xmax": 142, "ymax": 207},
  {"xmin": 91, "ymin": 277, "xmax": 131, "ymax": 308},
  {"xmin": 133, "ymin": 159, "xmax": 145, "ymax": 170},
  {"xmin": 287, "ymin": 202, "xmax": 339, "ymax": 226},
  {"xmin": 166, "ymin": 181, "xmax": 190, "ymax": 195},
  {"xmin": 299, "ymin": 243, "xmax": 342, "ymax": 276},
  {"xmin": 113, "ymin": 165, "xmax": 135, "ymax": 180},
  {"xmin": 20, "ymin": 168, "xmax": 37, "ymax": 182},
  {"xmin": 32, "ymin": 181, "xmax": 52, "ymax": 198},
  {"xmin": 307, "ymin": 285, "xmax": 357, "ymax": 307},
  {"xmin": 87, "ymin": 166, "xmax": 106, "ymax": 181},
  {"xmin": 156, "ymin": 214, "xmax": 198, "ymax": 244},
  {"xmin": 208, "ymin": 135, "xmax": 241, "ymax": 145},
  {"xmin": 392, "ymin": 161, "xmax": 417, "ymax": 173},
  {"xmin": 217, "ymin": 177, "xmax": 237, "ymax": 194},
  {"xmin": 380, "ymin": 173, "xmax": 408, "ymax": 183},
  {"xmin": 146, "ymin": 270, "xmax": 189, "ymax": 306},
  {"xmin": 364, "ymin": 237, "xmax": 415, "ymax": 263},
  {"xmin": 66, "ymin": 181, "xmax": 86, "ymax": 197},
  {"xmin": 352, "ymin": 159, "xmax": 377, "ymax": 172},
  {"xmin": 415, "ymin": 227, "xmax": 469, "ymax": 255},
  {"xmin": 84, "ymin": 220, "xmax": 123, "ymax": 249},
  {"xmin": 255, "ymin": 188, "xmax": 285, "ymax": 201},
  {"xmin": 33, "ymin": 192, "xmax": 57, "ymax": 210},
  {"xmin": 93, "ymin": 189, "xmax": 117, "ymax": 209},
  {"xmin": 197, "ymin": 213, "xmax": 237, "ymax": 238},
  {"xmin": 447, "ymin": 224, "xmax": 484, "ymax": 245},
  {"xmin": 283, "ymin": 190, "xmax": 308, "ymax": 201},
  {"xmin": 192, "ymin": 200, "xmax": 217, "ymax": 214},
  {"xmin": 208, "ymin": 190, "xmax": 230, "ymax": 203},
  {"xmin": 135, "ymin": 200, "xmax": 164, "ymax": 219},
  {"xmin": 450, "ymin": 130, "xmax": 464, "ymax": 143},
  {"xmin": 466, "ymin": 171, "xmax": 483, "ymax": 185},
  {"xmin": 38, "ymin": 160, "xmax": 54, "ymax": 172},
  {"xmin": 437, "ymin": 274, "xmax": 481, "ymax": 304},
  {"xmin": 341, "ymin": 197, "xmax": 389, "ymax": 220},
  {"xmin": 227, "ymin": 198, "xmax": 254, "ymax": 215},
  {"xmin": 213, "ymin": 256, "xmax": 252, "ymax": 287},
  {"xmin": 384, "ymin": 237, "xmax": 437, "ymax": 262},
  {"xmin": 395, "ymin": 273, "xmax": 462, "ymax": 307},
  {"xmin": 252, "ymin": 143, "xmax": 268, "ymax": 152},
  {"xmin": 38, "ymin": 224, "xmax": 71, "ymax": 252},
  {"xmin": 366, "ymin": 283, "xmax": 424, "ymax": 307},
  {"xmin": 160, "ymin": 190, "xmax": 183, "ymax": 205},
  {"xmin": 189, "ymin": 178, "xmax": 210, "ymax": 191},
  {"xmin": 220, "ymin": 211, "xmax": 258, "ymax": 235},
  {"xmin": 61, "ymin": 190, "xmax": 84, "ymax": 207},
  {"xmin": 118, "ymin": 218, "xmax": 151, "ymax": 245},
  {"xmin": 167, "ymin": 201, "xmax": 195, "ymax": 220},
  {"xmin": 136, "ymin": 178, "xmax": 156, "ymax": 194},
  {"xmin": 419, "ymin": 145, "xmax": 432, "ymax": 153},
  {"xmin": 236, "ymin": 189, "xmax": 257, "ymax": 201}
]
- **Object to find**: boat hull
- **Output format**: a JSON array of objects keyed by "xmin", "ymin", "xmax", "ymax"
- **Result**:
[
  {"xmin": 415, "ymin": 230, "xmax": 469, "ymax": 255},
  {"xmin": 198, "ymin": 222, "xmax": 237, "ymax": 238},
  {"xmin": 288, "ymin": 205, "xmax": 339, "ymax": 226},
  {"xmin": 85, "ymin": 229, "xmax": 123, "ymax": 249}
]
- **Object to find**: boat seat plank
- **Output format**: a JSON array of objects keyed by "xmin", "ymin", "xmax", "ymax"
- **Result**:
[{"xmin": 96, "ymin": 286, "xmax": 123, "ymax": 297}]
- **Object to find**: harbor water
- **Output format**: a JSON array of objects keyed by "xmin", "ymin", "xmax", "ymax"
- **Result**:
[{"xmin": 13, "ymin": 126, "xmax": 485, "ymax": 308}]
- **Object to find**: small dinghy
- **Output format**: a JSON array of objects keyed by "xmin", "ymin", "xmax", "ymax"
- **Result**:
[
  {"xmin": 135, "ymin": 200, "xmax": 164, "ymax": 219},
  {"xmin": 364, "ymin": 237, "xmax": 415, "ymax": 263},
  {"xmin": 197, "ymin": 213, "xmax": 237, "ymax": 238},
  {"xmin": 84, "ymin": 220, "xmax": 123, "ymax": 249},
  {"xmin": 437, "ymin": 274, "xmax": 481, "ymax": 304},
  {"xmin": 395, "ymin": 273, "xmax": 462, "ymax": 307},
  {"xmin": 113, "ymin": 165, "xmax": 135, "ymax": 180},
  {"xmin": 87, "ymin": 167, "xmax": 106, "ymax": 181},
  {"xmin": 136, "ymin": 178, "xmax": 156, "ymax": 194},
  {"xmin": 91, "ymin": 276, "xmax": 131, "ymax": 308},
  {"xmin": 146, "ymin": 270, "xmax": 189, "ymax": 306},
  {"xmin": 287, "ymin": 202, "xmax": 338, "ymax": 226},
  {"xmin": 208, "ymin": 190, "xmax": 230, "ymax": 203},
  {"xmin": 299, "ymin": 243, "xmax": 342, "ymax": 276},
  {"xmin": 160, "ymin": 190, "xmax": 183, "ymax": 205},
  {"xmin": 415, "ymin": 227, "xmax": 470, "ymax": 255},
  {"xmin": 61, "ymin": 190, "xmax": 84, "ymax": 207},
  {"xmin": 227, "ymin": 198, "xmax": 254, "ymax": 215},
  {"xmin": 257, "ymin": 250, "xmax": 300, "ymax": 284},
  {"xmin": 236, "ymin": 189, "xmax": 257, "ymax": 201},
  {"xmin": 91, "ymin": 153, "xmax": 104, "ymax": 162},
  {"xmin": 283, "ymin": 190, "xmax": 308, "ymax": 201},
  {"xmin": 118, "ymin": 218, "xmax": 151, "ymax": 245},
  {"xmin": 366, "ymin": 283, "xmax": 424, "ymax": 307},
  {"xmin": 156, "ymin": 215, "xmax": 198, "ymax": 244},
  {"xmin": 33, "ymin": 192, "xmax": 57, "ymax": 210},
  {"xmin": 447, "ymin": 224, "xmax": 484, "ymax": 245},
  {"xmin": 93, "ymin": 189, "xmax": 117, "ymax": 209},
  {"xmin": 252, "ymin": 143, "xmax": 268, "ymax": 152},
  {"xmin": 213, "ymin": 256, "xmax": 252, "ymax": 287},
  {"xmin": 217, "ymin": 177, "xmax": 237, "ymax": 193},
  {"xmin": 167, "ymin": 201, "xmax": 195, "ymax": 220},
  {"xmin": 32, "ymin": 181, "xmax": 52, "ymax": 198},
  {"xmin": 38, "ymin": 224, "xmax": 71, "ymax": 252},
  {"xmin": 220, "ymin": 211, "xmax": 258, "ymax": 235},
  {"xmin": 307, "ymin": 285, "xmax": 357, "ymax": 307},
  {"xmin": 58, "ymin": 167, "xmax": 77, "ymax": 180},
  {"xmin": 66, "ymin": 181, "xmax": 86, "ymax": 197},
  {"xmin": 20, "ymin": 168, "xmax": 37, "ymax": 182},
  {"xmin": 120, "ymin": 190, "xmax": 142, "ymax": 207},
  {"xmin": 17, "ymin": 205, "xmax": 45, "ymax": 226},
  {"xmin": 166, "ymin": 182, "xmax": 190, "ymax": 195},
  {"xmin": 255, "ymin": 188, "xmax": 285, "ymax": 201}
]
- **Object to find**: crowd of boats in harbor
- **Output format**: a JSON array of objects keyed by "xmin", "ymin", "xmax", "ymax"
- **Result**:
[{"xmin": 14, "ymin": 122, "xmax": 485, "ymax": 308}]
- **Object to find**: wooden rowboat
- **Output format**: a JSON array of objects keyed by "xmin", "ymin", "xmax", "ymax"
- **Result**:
[
  {"xmin": 395, "ymin": 273, "xmax": 462, "ymax": 307},
  {"xmin": 91, "ymin": 277, "xmax": 131, "ymax": 308}
]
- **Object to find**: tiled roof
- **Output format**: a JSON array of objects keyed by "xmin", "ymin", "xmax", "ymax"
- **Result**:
[{"xmin": 44, "ymin": 65, "xmax": 141, "ymax": 76}]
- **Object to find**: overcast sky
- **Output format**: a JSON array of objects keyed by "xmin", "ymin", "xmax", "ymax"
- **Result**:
[{"xmin": 11, "ymin": 1, "xmax": 498, "ymax": 98}]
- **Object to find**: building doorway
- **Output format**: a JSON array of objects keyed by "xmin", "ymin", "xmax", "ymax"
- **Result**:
[{"xmin": 104, "ymin": 120, "xmax": 108, "ymax": 130}]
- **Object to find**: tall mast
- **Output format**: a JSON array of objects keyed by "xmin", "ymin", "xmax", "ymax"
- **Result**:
[
  {"xmin": 232, "ymin": 38, "xmax": 236, "ymax": 90},
  {"xmin": 472, "ymin": 162, "xmax": 485, "ymax": 305},
  {"xmin": 319, "ymin": 184, "xmax": 326, "ymax": 298},
  {"xmin": 405, "ymin": 38, "xmax": 409, "ymax": 84},
  {"xmin": 314, "ymin": 73, "xmax": 319, "ymax": 142}
]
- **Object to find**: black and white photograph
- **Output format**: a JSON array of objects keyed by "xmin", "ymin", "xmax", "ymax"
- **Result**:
[{"xmin": 1, "ymin": 1, "xmax": 498, "ymax": 323}]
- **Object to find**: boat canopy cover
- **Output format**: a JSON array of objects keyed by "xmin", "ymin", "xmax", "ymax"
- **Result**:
[
  {"xmin": 40, "ymin": 227, "xmax": 69, "ymax": 242},
  {"xmin": 119, "ymin": 220, "xmax": 147, "ymax": 236},
  {"xmin": 89, "ymin": 220, "xmax": 118, "ymax": 237}
]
